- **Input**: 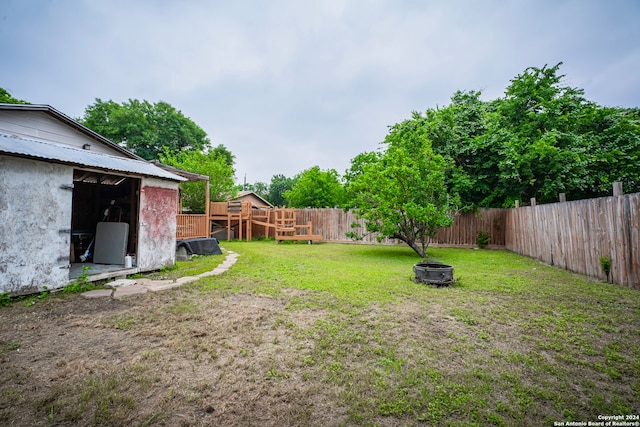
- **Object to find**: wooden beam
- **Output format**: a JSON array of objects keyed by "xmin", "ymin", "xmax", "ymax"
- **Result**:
[
  {"xmin": 613, "ymin": 181, "xmax": 623, "ymax": 197},
  {"xmin": 205, "ymin": 180, "xmax": 210, "ymax": 237}
]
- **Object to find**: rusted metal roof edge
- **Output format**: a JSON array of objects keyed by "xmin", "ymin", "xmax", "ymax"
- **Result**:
[
  {"xmin": 0, "ymin": 103, "xmax": 145, "ymax": 161},
  {"xmin": 150, "ymin": 160, "xmax": 210, "ymax": 182},
  {"xmin": 0, "ymin": 134, "xmax": 186, "ymax": 182}
]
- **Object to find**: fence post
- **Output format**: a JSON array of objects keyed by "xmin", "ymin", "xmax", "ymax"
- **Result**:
[
  {"xmin": 559, "ymin": 193, "xmax": 566, "ymax": 203},
  {"xmin": 530, "ymin": 197, "xmax": 536, "ymax": 207},
  {"xmin": 515, "ymin": 200, "xmax": 520, "ymax": 208},
  {"xmin": 613, "ymin": 182, "xmax": 624, "ymax": 197}
]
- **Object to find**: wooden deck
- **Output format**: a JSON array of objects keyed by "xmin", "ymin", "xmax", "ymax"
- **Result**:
[
  {"xmin": 176, "ymin": 214, "xmax": 208, "ymax": 240},
  {"xmin": 210, "ymin": 201, "xmax": 252, "ymax": 241},
  {"xmin": 177, "ymin": 204, "xmax": 323, "ymax": 243}
]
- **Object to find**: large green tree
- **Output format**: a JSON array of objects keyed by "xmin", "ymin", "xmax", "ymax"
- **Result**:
[
  {"xmin": 284, "ymin": 166, "xmax": 346, "ymax": 208},
  {"xmin": 421, "ymin": 63, "xmax": 640, "ymax": 207},
  {"xmin": 490, "ymin": 63, "xmax": 593, "ymax": 205},
  {"xmin": 235, "ymin": 181, "xmax": 270, "ymax": 201},
  {"xmin": 160, "ymin": 148, "xmax": 235, "ymax": 213},
  {"xmin": 268, "ymin": 174, "xmax": 294, "ymax": 207},
  {"xmin": 248, "ymin": 181, "xmax": 270, "ymax": 200},
  {"xmin": 345, "ymin": 115, "xmax": 456, "ymax": 257},
  {"xmin": 421, "ymin": 90, "xmax": 499, "ymax": 210},
  {"xmin": 0, "ymin": 88, "xmax": 28, "ymax": 104},
  {"xmin": 80, "ymin": 98, "xmax": 209, "ymax": 160},
  {"xmin": 578, "ymin": 105, "xmax": 640, "ymax": 197},
  {"xmin": 210, "ymin": 144, "xmax": 235, "ymax": 167}
]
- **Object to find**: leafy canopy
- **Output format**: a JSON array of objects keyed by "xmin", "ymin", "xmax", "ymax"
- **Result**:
[
  {"xmin": 80, "ymin": 98, "xmax": 209, "ymax": 160},
  {"xmin": 284, "ymin": 166, "xmax": 346, "ymax": 208},
  {"xmin": 422, "ymin": 63, "xmax": 640, "ymax": 207},
  {"xmin": 237, "ymin": 181, "xmax": 270, "ymax": 201},
  {"xmin": 345, "ymin": 115, "xmax": 456, "ymax": 258},
  {"xmin": 0, "ymin": 88, "xmax": 29, "ymax": 104},
  {"xmin": 267, "ymin": 174, "xmax": 294, "ymax": 207},
  {"xmin": 160, "ymin": 148, "xmax": 235, "ymax": 212}
]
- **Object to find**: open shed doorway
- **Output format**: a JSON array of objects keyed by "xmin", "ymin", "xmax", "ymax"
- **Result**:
[{"xmin": 69, "ymin": 169, "xmax": 140, "ymax": 280}]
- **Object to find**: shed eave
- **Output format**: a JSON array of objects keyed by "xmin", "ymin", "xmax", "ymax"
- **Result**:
[
  {"xmin": 0, "ymin": 103, "xmax": 144, "ymax": 160},
  {"xmin": 0, "ymin": 133, "xmax": 186, "ymax": 182}
]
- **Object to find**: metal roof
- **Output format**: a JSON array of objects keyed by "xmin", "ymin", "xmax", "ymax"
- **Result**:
[
  {"xmin": 0, "ymin": 133, "xmax": 186, "ymax": 182},
  {"xmin": 0, "ymin": 103, "xmax": 146, "ymax": 160},
  {"xmin": 150, "ymin": 160, "xmax": 210, "ymax": 182}
]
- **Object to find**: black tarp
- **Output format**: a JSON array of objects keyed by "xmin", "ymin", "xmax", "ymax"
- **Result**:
[{"xmin": 176, "ymin": 238, "xmax": 223, "ymax": 255}]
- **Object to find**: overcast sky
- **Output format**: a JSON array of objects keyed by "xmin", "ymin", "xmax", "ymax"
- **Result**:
[{"xmin": 1, "ymin": 0, "xmax": 639, "ymax": 184}]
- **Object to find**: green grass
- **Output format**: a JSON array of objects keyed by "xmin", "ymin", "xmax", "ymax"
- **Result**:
[
  {"xmin": 1, "ymin": 241, "xmax": 638, "ymax": 426},
  {"xmin": 210, "ymin": 241, "xmax": 640, "ymax": 425},
  {"xmin": 38, "ymin": 366, "xmax": 155, "ymax": 426},
  {"xmin": 198, "ymin": 242, "xmax": 428, "ymax": 303},
  {"xmin": 137, "ymin": 252, "xmax": 229, "ymax": 281}
]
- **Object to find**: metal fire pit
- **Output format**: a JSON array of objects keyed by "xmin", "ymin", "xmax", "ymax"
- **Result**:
[{"xmin": 414, "ymin": 261, "xmax": 454, "ymax": 286}]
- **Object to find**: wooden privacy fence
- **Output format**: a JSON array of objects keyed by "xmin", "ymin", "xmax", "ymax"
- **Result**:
[
  {"xmin": 274, "ymin": 197, "xmax": 638, "ymax": 289},
  {"xmin": 434, "ymin": 209, "xmax": 506, "ymax": 246},
  {"xmin": 505, "ymin": 193, "xmax": 639, "ymax": 289},
  {"xmin": 194, "ymin": 190, "xmax": 638, "ymax": 289},
  {"xmin": 294, "ymin": 208, "xmax": 398, "ymax": 245},
  {"xmin": 285, "ymin": 208, "xmax": 506, "ymax": 247}
]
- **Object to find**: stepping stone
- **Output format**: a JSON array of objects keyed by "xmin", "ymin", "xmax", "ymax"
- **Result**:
[
  {"xmin": 139, "ymin": 279, "xmax": 173, "ymax": 289},
  {"xmin": 88, "ymin": 250, "xmax": 242, "ymax": 297},
  {"xmin": 133, "ymin": 278, "xmax": 155, "ymax": 286},
  {"xmin": 198, "ymin": 269, "xmax": 221, "ymax": 277},
  {"xmin": 104, "ymin": 279, "xmax": 137, "ymax": 288},
  {"xmin": 175, "ymin": 276, "xmax": 198, "ymax": 284},
  {"xmin": 113, "ymin": 285, "xmax": 147, "ymax": 299},
  {"xmin": 82, "ymin": 289, "xmax": 113, "ymax": 299},
  {"xmin": 145, "ymin": 282, "xmax": 183, "ymax": 292}
]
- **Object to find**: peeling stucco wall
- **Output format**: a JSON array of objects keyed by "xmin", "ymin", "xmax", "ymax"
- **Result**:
[
  {"xmin": 0, "ymin": 156, "xmax": 72, "ymax": 294},
  {"xmin": 137, "ymin": 178, "xmax": 179, "ymax": 272}
]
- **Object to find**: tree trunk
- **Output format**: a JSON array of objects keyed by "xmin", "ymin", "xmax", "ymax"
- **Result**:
[
  {"xmin": 393, "ymin": 234, "xmax": 428, "ymax": 258},
  {"xmin": 409, "ymin": 242, "xmax": 427, "ymax": 258}
]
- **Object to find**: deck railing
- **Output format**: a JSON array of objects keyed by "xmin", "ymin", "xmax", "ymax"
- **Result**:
[{"xmin": 176, "ymin": 214, "xmax": 208, "ymax": 240}]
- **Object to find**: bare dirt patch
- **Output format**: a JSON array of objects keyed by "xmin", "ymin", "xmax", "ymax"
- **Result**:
[
  {"xmin": 2, "ymin": 262, "xmax": 638, "ymax": 426},
  {"xmin": 0, "ymin": 288, "xmax": 344, "ymax": 427}
]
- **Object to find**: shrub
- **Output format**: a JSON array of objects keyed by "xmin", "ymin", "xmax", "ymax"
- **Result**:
[
  {"xmin": 599, "ymin": 255, "xmax": 612, "ymax": 282},
  {"xmin": 477, "ymin": 231, "xmax": 491, "ymax": 249}
]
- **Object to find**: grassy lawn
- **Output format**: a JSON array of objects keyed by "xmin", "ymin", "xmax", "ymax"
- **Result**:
[{"xmin": 1, "ymin": 241, "xmax": 638, "ymax": 426}]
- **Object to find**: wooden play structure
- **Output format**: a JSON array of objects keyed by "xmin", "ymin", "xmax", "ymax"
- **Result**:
[
  {"xmin": 210, "ymin": 201, "xmax": 253, "ymax": 241},
  {"xmin": 165, "ymin": 165, "xmax": 322, "ymax": 243},
  {"xmin": 210, "ymin": 203, "xmax": 323, "ymax": 243},
  {"xmin": 249, "ymin": 206, "xmax": 274, "ymax": 239},
  {"xmin": 178, "ymin": 200, "xmax": 323, "ymax": 243},
  {"xmin": 271, "ymin": 208, "xmax": 323, "ymax": 243}
]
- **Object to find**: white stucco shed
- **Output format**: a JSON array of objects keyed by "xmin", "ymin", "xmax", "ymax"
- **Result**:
[{"xmin": 0, "ymin": 103, "xmax": 186, "ymax": 295}]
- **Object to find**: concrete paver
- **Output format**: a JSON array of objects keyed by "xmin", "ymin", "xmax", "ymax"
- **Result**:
[
  {"xmin": 113, "ymin": 285, "xmax": 147, "ymax": 299},
  {"xmin": 146, "ymin": 282, "xmax": 183, "ymax": 292},
  {"xmin": 198, "ymin": 269, "xmax": 222, "ymax": 277},
  {"xmin": 81, "ymin": 250, "xmax": 238, "ymax": 299},
  {"xmin": 82, "ymin": 289, "xmax": 113, "ymax": 299},
  {"xmin": 175, "ymin": 276, "xmax": 198, "ymax": 285},
  {"xmin": 104, "ymin": 279, "xmax": 137, "ymax": 288}
]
